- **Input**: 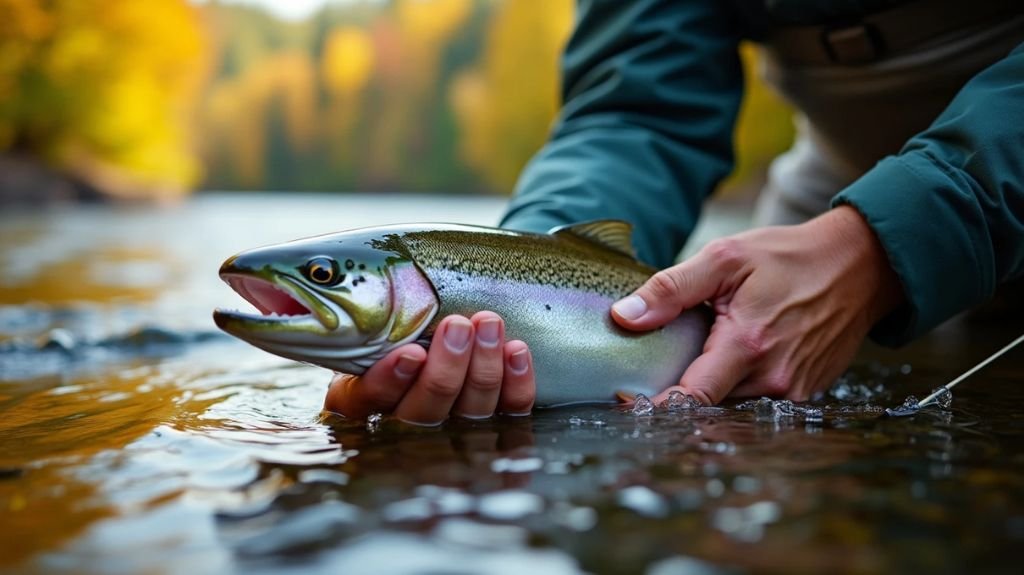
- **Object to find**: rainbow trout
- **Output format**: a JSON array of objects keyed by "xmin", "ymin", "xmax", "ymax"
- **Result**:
[{"xmin": 213, "ymin": 221, "xmax": 709, "ymax": 406}]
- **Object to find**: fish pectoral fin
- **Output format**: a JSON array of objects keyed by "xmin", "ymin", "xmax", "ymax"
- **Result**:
[
  {"xmin": 550, "ymin": 220, "xmax": 636, "ymax": 258},
  {"xmin": 615, "ymin": 390, "xmax": 636, "ymax": 404}
]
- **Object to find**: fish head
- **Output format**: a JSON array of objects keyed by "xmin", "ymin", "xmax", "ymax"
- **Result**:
[{"xmin": 213, "ymin": 230, "xmax": 438, "ymax": 374}]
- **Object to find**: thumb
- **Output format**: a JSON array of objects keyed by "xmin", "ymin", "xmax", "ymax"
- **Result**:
[{"xmin": 612, "ymin": 251, "xmax": 722, "ymax": 331}]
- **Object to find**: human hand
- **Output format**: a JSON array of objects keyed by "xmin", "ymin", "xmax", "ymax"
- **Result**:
[
  {"xmin": 611, "ymin": 206, "xmax": 904, "ymax": 405},
  {"xmin": 323, "ymin": 312, "xmax": 536, "ymax": 425}
]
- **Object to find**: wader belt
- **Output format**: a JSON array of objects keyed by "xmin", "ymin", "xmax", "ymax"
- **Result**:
[{"xmin": 768, "ymin": 0, "xmax": 1023, "ymax": 66}]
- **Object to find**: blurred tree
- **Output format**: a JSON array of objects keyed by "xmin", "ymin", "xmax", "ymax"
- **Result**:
[
  {"xmin": 320, "ymin": 26, "xmax": 374, "ymax": 178},
  {"xmin": 0, "ymin": 0, "xmax": 795, "ymax": 198},
  {"xmin": 449, "ymin": 0, "xmax": 573, "ymax": 191},
  {"xmin": 197, "ymin": 1, "xmax": 793, "ymax": 197},
  {"xmin": 0, "ymin": 0, "xmax": 208, "ymax": 199}
]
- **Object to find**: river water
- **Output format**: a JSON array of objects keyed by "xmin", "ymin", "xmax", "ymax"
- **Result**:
[{"xmin": 1, "ymin": 194, "xmax": 1022, "ymax": 574}]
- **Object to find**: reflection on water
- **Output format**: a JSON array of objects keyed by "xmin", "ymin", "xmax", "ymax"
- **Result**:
[{"xmin": 1, "ymin": 194, "xmax": 1023, "ymax": 574}]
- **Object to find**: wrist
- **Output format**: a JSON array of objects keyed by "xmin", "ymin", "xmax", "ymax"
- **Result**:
[{"xmin": 814, "ymin": 206, "xmax": 905, "ymax": 324}]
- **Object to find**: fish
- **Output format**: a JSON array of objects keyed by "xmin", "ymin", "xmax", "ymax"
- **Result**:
[{"xmin": 213, "ymin": 220, "xmax": 710, "ymax": 407}]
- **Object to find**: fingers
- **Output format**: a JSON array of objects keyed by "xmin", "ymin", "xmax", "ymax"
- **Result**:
[
  {"xmin": 323, "ymin": 343, "xmax": 426, "ymax": 418},
  {"xmin": 324, "ymin": 313, "xmax": 535, "ymax": 426},
  {"xmin": 669, "ymin": 326, "xmax": 754, "ymax": 405},
  {"xmin": 498, "ymin": 340, "xmax": 535, "ymax": 415},
  {"xmin": 453, "ymin": 312, "xmax": 505, "ymax": 418},
  {"xmin": 612, "ymin": 240, "xmax": 738, "ymax": 331},
  {"xmin": 394, "ymin": 315, "xmax": 475, "ymax": 425}
]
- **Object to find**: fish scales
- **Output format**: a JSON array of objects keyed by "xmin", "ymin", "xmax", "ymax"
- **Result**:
[{"xmin": 394, "ymin": 230, "xmax": 648, "ymax": 296}]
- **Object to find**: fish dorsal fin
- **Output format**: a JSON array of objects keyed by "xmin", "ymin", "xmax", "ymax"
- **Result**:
[{"xmin": 551, "ymin": 220, "xmax": 636, "ymax": 258}]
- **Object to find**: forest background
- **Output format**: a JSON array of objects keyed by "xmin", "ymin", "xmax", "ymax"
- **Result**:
[{"xmin": 0, "ymin": 0, "xmax": 794, "ymax": 200}]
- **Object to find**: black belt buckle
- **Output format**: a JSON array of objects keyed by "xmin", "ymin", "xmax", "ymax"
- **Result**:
[{"xmin": 820, "ymin": 22, "xmax": 885, "ymax": 65}]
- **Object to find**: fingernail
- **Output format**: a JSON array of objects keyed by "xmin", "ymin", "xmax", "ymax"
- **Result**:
[
  {"xmin": 613, "ymin": 295, "xmax": 647, "ymax": 320},
  {"xmin": 444, "ymin": 319, "xmax": 472, "ymax": 352},
  {"xmin": 508, "ymin": 349, "xmax": 529, "ymax": 375},
  {"xmin": 477, "ymin": 318, "xmax": 501, "ymax": 346},
  {"xmin": 394, "ymin": 354, "xmax": 423, "ymax": 379}
]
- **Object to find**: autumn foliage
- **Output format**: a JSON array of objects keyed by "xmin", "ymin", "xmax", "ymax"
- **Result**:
[
  {"xmin": 0, "ymin": 0, "xmax": 793, "ymax": 198},
  {"xmin": 0, "ymin": 0, "xmax": 207, "ymax": 198}
]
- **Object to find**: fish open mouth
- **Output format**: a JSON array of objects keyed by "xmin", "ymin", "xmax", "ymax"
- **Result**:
[{"xmin": 213, "ymin": 273, "xmax": 332, "ymax": 331}]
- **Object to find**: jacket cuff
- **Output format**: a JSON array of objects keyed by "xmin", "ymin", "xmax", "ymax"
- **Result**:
[{"xmin": 831, "ymin": 153, "xmax": 993, "ymax": 346}]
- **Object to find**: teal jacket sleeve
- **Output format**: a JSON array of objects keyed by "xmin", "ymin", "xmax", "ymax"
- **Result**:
[
  {"xmin": 833, "ymin": 42, "xmax": 1024, "ymax": 346},
  {"xmin": 499, "ymin": 0, "xmax": 744, "ymax": 268}
]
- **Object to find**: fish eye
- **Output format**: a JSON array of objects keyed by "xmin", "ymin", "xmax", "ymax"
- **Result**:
[{"xmin": 304, "ymin": 257, "xmax": 341, "ymax": 286}]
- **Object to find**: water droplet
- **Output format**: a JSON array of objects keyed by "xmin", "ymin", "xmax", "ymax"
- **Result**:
[
  {"xmin": 884, "ymin": 394, "xmax": 921, "ymax": 417},
  {"xmin": 799, "ymin": 406, "xmax": 824, "ymax": 423},
  {"xmin": 490, "ymin": 456, "xmax": 544, "ymax": 473},
  {"xmin": 382, "ymin": 497, "xmax": 434, "ymax": 522},
  {"xmin": 753, "ymin": 397, "xmax": 775, "ymax": 421},
  {"xmin": 900, "ymin": 363, "xmax": 913, "ymax": 375},
  {"xmin": 366, "ymin": 412, "xmax": 382, "ymax": 432},
  {"xmin": 297, "ymin": 469, "xmax": 350, "ymax": 485},
  {"xmin": 732, "ymin": 476, "xmax": 761, "ymax": 494},
  {"xmin": 41, "ymin": 328, "xmax": 77, "ymax": 353},
  {"xmin": 930, "ymin": 387, "xmax": 953, "ymax": 409},
  {"xmin": 568, "ymin": 416, "xmax": 583, "ymax": 426},
  {"xmin": 662, "ymin": 390, "xmax": 702, "ymax": 411},
  {"xmin": 477, "ymin": 491, "xmax": 544, "ymax": 520},
  {"xmin": 617, "ymin": 485, "xmax": 668, "ymax": 518},
  {"xmin": 632, "ymin": 393, "xmax": 654, "ymax": 416},
  {"xmin": 705, "ymin": 478, "xmax": 726, "ymax": 498},
  {"xmin": 750, "ymin": 397, "xmax": 822, "ymax": 423},
  {"xmin": 774, "ymin": 400, "xmax": 796, "ymax": 417},
  {"xmin": 553, "ymin": 503, "xmax": 598, "ymax": 531}
]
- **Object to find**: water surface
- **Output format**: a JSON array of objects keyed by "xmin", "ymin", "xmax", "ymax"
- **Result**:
[{"xmin": 2, "ymin": 194, "xmax": 1023, "ymax": 574}]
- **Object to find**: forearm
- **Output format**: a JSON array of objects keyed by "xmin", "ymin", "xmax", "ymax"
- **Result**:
[
  {"xmin": 833, "ymin": 42, "xmax": 1024, "ymax": 345},
  {"xmin": 501, "ymin": 0, "xmax": 744, "ymax": 268}
]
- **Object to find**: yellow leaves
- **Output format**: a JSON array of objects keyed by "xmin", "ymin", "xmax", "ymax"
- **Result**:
[
  {"xmin": 0, "ymin": 1, "xmax": 793, "ymax": 197},
  {"xmin": 450, "ymin": 0, "xmax": 574, "ymax": 190},
  {"xmin": 0, "ymin": 0, "xmax": 208, "ymax": 199},
  {"xmin": 322, "ymin": 27, "xmax": 375, "ymax": 97},
  {"xmin": 396, "ymin": 0, "xmax": 472, "ymax": 45},
  {"xmin": 0, "ymin": 0, "xmax": 52, "ymax": 89},
  {"xmin": 201, "ymin": 52, "xmax": 317, "ymax": 187}
]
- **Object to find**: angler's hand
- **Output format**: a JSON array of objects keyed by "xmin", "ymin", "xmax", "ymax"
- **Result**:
[
  {"xmin": 611, "ymin": 206, "xmax": 904, "ymax": 405},
  {"xmin": 323, "ymin": 312, "xmax": 536, "ymax": 425}
]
